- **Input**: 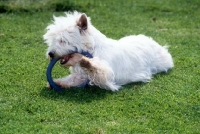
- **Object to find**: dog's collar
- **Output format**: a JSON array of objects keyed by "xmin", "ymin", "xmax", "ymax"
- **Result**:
[
  {"xmin": 79, "ymin": 50, "xmax": 93, "ymax": 59},
  {"xmin": 74, "ymin": 47, "xmax": 93, "ymax": 59}
]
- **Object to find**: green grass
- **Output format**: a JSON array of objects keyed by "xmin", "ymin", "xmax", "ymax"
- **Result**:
[
  {"xmin": 0, "ymin": 0, "xmax": 199, "ymax": 133},
  {"xmin": 0, "ymin": 0, "xmax": 83, "ymax": 13}
]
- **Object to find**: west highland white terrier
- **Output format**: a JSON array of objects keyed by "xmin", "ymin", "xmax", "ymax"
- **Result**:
[{"xmin": 43, "ymin": 11, "xmax": 174, "ymax": 91}]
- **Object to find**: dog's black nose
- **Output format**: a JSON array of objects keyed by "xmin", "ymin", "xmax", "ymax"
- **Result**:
[{"xmin": 48, "ymin": 52, "xmax": 54, "ymax": 58}]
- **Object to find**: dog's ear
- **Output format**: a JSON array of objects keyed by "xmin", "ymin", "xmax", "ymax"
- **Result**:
[{"xmin": 77, "ymin": 13, "xmax": 87, "ymax": 30}]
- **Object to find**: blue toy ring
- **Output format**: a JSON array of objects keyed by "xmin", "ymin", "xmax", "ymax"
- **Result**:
[{"xmin": 46, "ymin": 51, "xmax": 93, "ymax": 91}]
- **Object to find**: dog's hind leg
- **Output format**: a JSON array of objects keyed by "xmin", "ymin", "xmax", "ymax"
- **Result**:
[
  {"xmin": 79, "ymin": 57, "xmax": 120, "ymax": 91},
  {"xmin": 151, "ymin": 46, "xmax": 174, "ymax": 74}
]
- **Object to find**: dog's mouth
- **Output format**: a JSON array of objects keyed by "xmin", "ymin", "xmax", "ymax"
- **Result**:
[{"xmin": 60, "ymin": 55, "xmax": 71, "ymax": 65}]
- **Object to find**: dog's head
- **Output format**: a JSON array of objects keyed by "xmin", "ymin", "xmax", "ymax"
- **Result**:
[{"xmin": 43, "ymin": 11, "xmax": 95, "ymax": 59}]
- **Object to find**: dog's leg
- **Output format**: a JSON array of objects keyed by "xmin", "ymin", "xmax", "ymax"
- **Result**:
[
  {"xmin": 79, "ymin": 57, "xmax": 120, "ymax": 91},
  {"xmin": 47, "ymin": 73, "xmax": 87, "ymax": 89}
]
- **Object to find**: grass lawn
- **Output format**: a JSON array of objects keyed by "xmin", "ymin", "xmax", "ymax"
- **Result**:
[{"xmin": 0, "ymin": 0, "xmax": 199, "ymax": 133}]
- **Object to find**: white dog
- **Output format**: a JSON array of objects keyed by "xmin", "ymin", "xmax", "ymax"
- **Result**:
[{"xmin": 43, "ymin": 11, "xmax": 174, "ymax": 91}]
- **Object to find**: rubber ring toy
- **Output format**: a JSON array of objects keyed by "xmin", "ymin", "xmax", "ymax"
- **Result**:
[{"xmin": 46, "ymin": 51, "xmax": 93, "ymax": 91}]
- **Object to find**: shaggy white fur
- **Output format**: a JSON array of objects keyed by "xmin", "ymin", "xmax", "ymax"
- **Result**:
[{"xmin": 44, "ymin": 11, "xmax": 174, "ymax": 91}]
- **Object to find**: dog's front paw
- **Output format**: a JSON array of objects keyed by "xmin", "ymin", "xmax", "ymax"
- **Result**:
[
  {"xmin": 46, "ymin": 82, "xmax": 52, "ymax": 89},
  {"xmin": 54, "ymin": 79, "xmax": 71, "ymax": 88},
  {"xmin": 46, "ymin": 79, "xmax": 70, "ymax": 89},
  {"xmin": 61, "ymin": 53, "xmax": 84, "ymax": 67},
  {"xmin": 80, "ymin": 57, "xmax": 94, "ymax": 72},
  {"xmin": 80, "ymin": 57, "xmax": 91, "ymax": 68}
]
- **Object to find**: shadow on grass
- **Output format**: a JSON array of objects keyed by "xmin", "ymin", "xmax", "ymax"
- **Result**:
[
  {"xmin": 40, "ymin": 82, "xmax": 147, "ymax": 103},
  {"xmin": 40, "ymin": 71, "xmax": 172, "ymax": 103},
  {"xmin": 40, "ymin": 86, "xmax": 114, "ymax": 103},
  {"xmin": 153, "ymin": 69, "xmax": 174, "ymax": 78}
]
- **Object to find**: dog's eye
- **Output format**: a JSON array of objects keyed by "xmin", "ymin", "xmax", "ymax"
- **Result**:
[{"xmin": 59, "ymin": 39, "xmax": 66, "ymax": 46}]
